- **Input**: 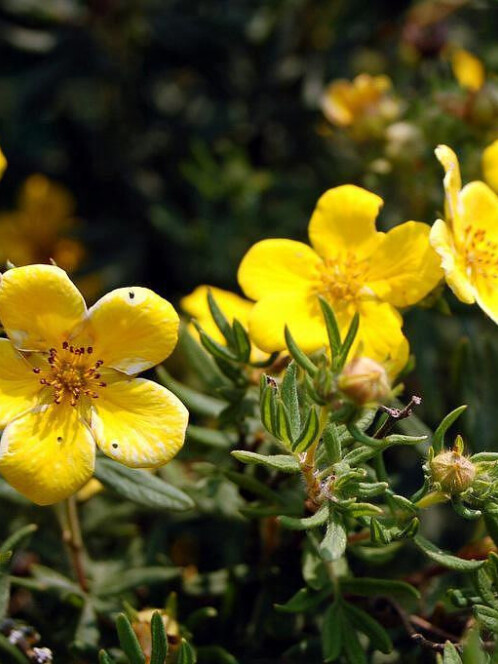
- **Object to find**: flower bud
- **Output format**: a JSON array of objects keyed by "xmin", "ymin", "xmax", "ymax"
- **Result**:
[
  {"xmin": 338, "ymin": 357, "xmax": 391, "ymax": 406},
  {"xmin": 132, "ymin": 608, "xmax": 180, "ymax": 662},
  {"xmin": 430, "ymin": 446, "xmax": 476, "ymax": 494}
]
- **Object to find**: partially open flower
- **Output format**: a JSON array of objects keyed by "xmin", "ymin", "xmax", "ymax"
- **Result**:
[
  {"xmin": 338, "ymin": 357, "xmax": 391, "ymax": 406},
  {"xmin": 132, "ymin": 608, "xmax": 180, "ymax": 663},
  {"xmin": 430, "ymin": 445, "xmax": 476, "ymax": 494}
]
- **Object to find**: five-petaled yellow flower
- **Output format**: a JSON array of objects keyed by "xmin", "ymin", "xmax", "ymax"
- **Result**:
[
  {"xmin": 0, "ymin": 264, "xmax": 188, "ymax": 505},
  {"xmin": 238, "ymin": 185, "xmax": 442, "ymax": 374},
  {"xmin": 181, "ymin": 285, "xmax": 268, "ymax": 363},
  {"xmin": 321, "ymin": 74, "xmax": 400, "ymax": 139},
  {"xmin": 431, "ymin": 145, "xmax": 498, "ymax": 321}
]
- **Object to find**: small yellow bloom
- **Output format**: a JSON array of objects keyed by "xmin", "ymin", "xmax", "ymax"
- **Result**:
[
  {"xmin": 451, "ymin": 48, "xmax": 485, "ymax": 92},
  {"xmin": 0, "ymin": 175, "xmax": 85, "ymax": 272},
  {"xmin": 431, "ymin": 145, "xmax": 498, "ymax": 321},
  {"xmin": 321, "ymin": 74, "xmax": 400, "ymax": 138},
  {"xmin": 0, "ymin": 264, "xmax": 188, "ymax": 505},
  {"xmin": 181, "ymin": 285, "xmax": 268, "ymax": 363},
  {"xmin": 238, "ymin": 185, "xmax": 442, "ymax": 374},
  {"xmin": 0, "ymin": 147, "xmax": 6, "ymax": 180},
  {"xmin": 482, "ymin": 139, "xmax": 498, "ymax": 192}
]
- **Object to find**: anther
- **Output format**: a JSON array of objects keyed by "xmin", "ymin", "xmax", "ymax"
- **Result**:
[
  {"xmin": 87, "ymin": 347, "xmax": 93, "ymax": 354},
  {"xmin": 33, "ymin": 367, "xmax": 41, "ymax": 374},
  {"xmin": 62, "ymin": 341, "xmax": 69, "ymax": 350}
]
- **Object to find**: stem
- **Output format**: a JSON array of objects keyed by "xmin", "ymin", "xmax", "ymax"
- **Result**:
[{"xmin": 59, "ymin": 496, "xmax": 89, "ymax": 592}]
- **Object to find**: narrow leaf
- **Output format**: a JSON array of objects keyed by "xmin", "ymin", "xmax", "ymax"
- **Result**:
[
  {"xmin": 344, "ymin": 602, "xmax": 392, "ymax": 654},
  {"xmin": 293, "ymin": 407, "xmax": 319, "ymax": 453},
  {"xmin": 231, "ymin": 451, "xmax": 300, "ymax": 473},
  {"xmin": 232, "ymin": 319, "xmax": 251, "ymax": 362},
  {"xmin": 116, "ymin": 613, "xmax": 146, "ymax": 664},
  {"xmin": 207, "ymin": 290, "xmax": 234, "ymax": 345},
  {"xmin": 151, "ymin": 611, "xmax": 168, "ymax": 664},
  {"xmin": 414, "ymin": 535, "xmax": 485, "ymax": 571},
  {"xmin": 281, "ymin": 362, "xmax": 301, "ymax": 439},
  {"xmin": 320, "ymin": 512, "xmax": 347, "ymax": 562},
  {"xmin": 340, "ymin": 577, "xmax": 420, "ymax": 601},
  {"xmin": 322, "ymin": 601, "xmax": 343, "ymax": 662},
  {"xmin": 432, "ymin": 405, "xmax": 467, "ymax": 454},
  {"xmin": 178, "ymin": 639, "xmax": 196, "ymax": 664},
  {"xmin": 279, "ymin": 504, "xmax": 329, "ymax": 531},
  {"xmin": 284, "ymin": 326, "xmax": 318, "ymax": 377},
  {"xmin": 318, "ymin": 297, "xmax": 341, "ymax": 360},
  {"xmin": 337, "ymin": 312, "xmax": 360, "ymax": 370}
]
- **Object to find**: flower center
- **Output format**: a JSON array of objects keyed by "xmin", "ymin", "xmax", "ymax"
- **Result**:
[
  {"xmin": 463, "ymin": 225, "xmax": 498, "ymax": 280},
  {"xmin": 33, "ymin": 342, "xmax": 106, "ymax": 407},
  {"xmin": 315, "ymin": 255, "xmax": 365, "ymax": 304}
]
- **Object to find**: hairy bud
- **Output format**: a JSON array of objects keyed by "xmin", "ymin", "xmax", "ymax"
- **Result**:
[
  {"xmin": 430, "ymin": 446, "xmax": 476, "ymax": 494},
  {"xmin": 338, "ymin": 357, "xmax": 391, "ymax": 405}
]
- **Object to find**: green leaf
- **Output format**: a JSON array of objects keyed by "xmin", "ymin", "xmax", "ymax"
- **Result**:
[
  {"xmin": 276, "ymin": 586, "xmax": 331, "ymax": 613},
  {"xmin": 337, "ymin": 312, "xmax": 360, "ymax": 370},
  {"xmin": 95, "ymin": 458, "xmax": 194, "ymax": 512},
  {"xmin": 280, "ymin": 505, "xmax": 329, "ymax": 531},
  {"xmin": 293, "ymin": 407, "xmax": 320, "ymax": 453},
  {"xmin": 281, "ymin": 362, "xmax": 301, "ymax": 439},
  {"xmin": 346, "ymin": 502, "xmax": 383, "ymax": 518},
  {"xmin": 224, "ymin": 469, "xmax": 282, "ymax": 502},
  {"xmin": 0, "ymin": 524, "xmax": 37, "ymax": 556},
  {"xmin": 320, "ymin": 512, "xmax": 347, "ymax": 562},
  {"xmin": 178, "ymin": 639, "xmax": 197, "ymax": 664},
  {"xmin": 341, "ymin": 614, "xmax": 367, "ymax": 664},
  {"xmin": 370, "ymin": 518, "xmax": 390, "ymax": 546},
  {"xmin": 474, "ymin": 604, "xmax": 498, "ymax": 634},
  {"xmin": 187, "ymin": 425, "xmax": 233, "ymax": 449},
  {"xmin": 0, "ymin": 570, "xmax": 10, "ymax": 621},
  {"xmin": 196, "ymin": 326, "xmax": 238, "ymax": 363},
  {"xmin": 74, "ymin": 600, "xmax": 100, "ymax": 650},
  {"xmin": 414, "ymin": 536, "xmax": 485, "ymax": 571},
  {"xmin": 443, "ymin": 641, "xmax": 463, "ymax": 664},
  {"xmin": 231, "ymin": 451, "xmax": 300, "ymax": 473},
  {"xmin": 260, "ymin": 383, "xmax": 277, "ymax": 436},
  {"xmin": 340, "ymin": 577, "xmax": 420, "ymax": 601},
  {"xmin": 30, "ymin": 564, "xmax": 82, "ymax": 597},
  {"xmin": 284, "ymin": 326, "xmax": 318, "ymax": 377},
  {"xmin": 232, "ymin": 319, "xmax": 251, "ymax": 362},
  {"xmin": 322, "ymin": 601, "xmax": 343, "ymax": 662},
  {"xmin": 276, "ymin": 401, "xmax": 294, "ymax": 445},
  {"xmin": 150, "ymin": 611, "xmax": 168, "ymax": 664},
  {"xmin": 322, "ymin": 424, "xmax": 342, "ymax": 464},
  {"xmin": 318, "ymin": 297, "xmax": 341, "ymax": 361},
  {"xmin": 156, "ymin": 366, "xmax": 224, "ymax": 417},
  {"xmin": 97, "ymin": 567, "xmax": 181, "ymax": 596},
  {"xmin": 344, "ymin": 602, "xmax": 392, "ymax": 654},
  {"xmin": 475, "ymin": 567, "xmax": 498, "ymax": 610},
  {"xmin": 207, "ymin": 290, "xmax": 234, "ymax": 346},
  {"xmin": 116, "ymin": 613, "xmax": 146, "ymax": 664},
  {"xmin": 99, "ymin": 652, "xmax": 116, "ymax": 664},
  {"xmin": 432, "ymin": 405, "xmax": 467, "ymax": 454},
  {"xmin": 0, "ymin": 634, "xmax": 30, "ymax": 664}
]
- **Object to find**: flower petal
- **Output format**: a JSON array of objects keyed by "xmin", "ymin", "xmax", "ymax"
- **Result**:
[
  {"xmin": 474, "ymin": 273, "xmax": 498, "ymax": 324},
  {"xmin": 0, "ymin": 264, "xmax": 86, "ymax": 351},
  {"xmin": 90, "ymin": 378, "xmax": 188, "ymax": 468},
  {"xmin": 451, "ymin": 49, "xmax": 485, "ymax": 92},
  {"xmin": 308, "ymin": 185, "xmax": 384, "ymax": 260},
  {"xmin": 482, "ymin": 139, "xmax": 498, "ymax": 193},
  {"xmin": 366, "ymin": 221, "xmax": 443, "ymax": 307},
  {"xmin": 82, "ymin": 288, "xmax": 179, "ymax": 375},
  {"xmin": 0, "ymin": 340, "xmax": 42, "ymax": 427},
  {"xmin": 435, "ymin": 145, "xmax": 462, "ymax": 229},
  {"xmin": 355, "ymin": 302, "xmax": 409, "ymax": 377},
  {"xmin": 0, "ymin": 147, "xmax": 6, "ymax": 180},
  {"xmin": 181, "ymin": 285, "xmax": 253, "ymax": 345},
  {"xmin": 429, "ymin": 219, "xmax": 475, "ymax": 304},
  {"xmin": 248, "ymin": 292, "xmax": 328, "ymax": 353},
  {"xmin": 0, "ymin": 402, "xmax": 95, "ymax": 505},
  {"xmin": 238, "ymin": 239, "xmax": 321, "ymax": 300},
  {"xmin": 459, "ymin": 181, "xmax": 498, "ymax": 242}
]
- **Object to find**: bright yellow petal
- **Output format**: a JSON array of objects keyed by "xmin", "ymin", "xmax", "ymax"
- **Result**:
[
  {"xmin": 0, "ymin": 147, "xmax": 6, "ymax": 181},
  {"xmin": 0, "ymin": 402, "xmax": 95, "ymax": 505},
  {"xmin": 321, "ymin": 80, "xmax": 355, "ymax": 126},
  {"xmin": 435, "ymin": 145, "xmax": 462, "ymax": 229},
  {"xmin": 429, "ymin": 219, "xmax": 475, "ymax": 304},
  {"xmin": 181, "ymin": 285, "xmax": 252, "ymax": 345},
  {"xmin": 82, "ymin": 288, "xmax": 179, "ymax": 375},
  {"xmin": 238, "ymin": 239, "xmax": 321, "ymax": 300},
  {"xmin": 0, "ymin": 340, "xmax": 42, "ymax": 426},
  {"xmin": 248, "ymin": 292, "xmax": 328, "ymax": 353},
  {"xmin": 474, "ymin": 273, "xmax": 498, "ymax": 324},
  {"xmin": 308, "ymin": 185, "xmax": 384, "ymax": 260},
  {"xmin": 459, "ymin": 181, "xmax": 498, "ymax": 242},
  {"xmin": 452, "ymin": 49, "xmax": 485, "ymax": 92},
  {"xmin": 90, "ymin": 378, "xmax": 188, "ymax": 468},
  {"xmin": 0, "ymin": 264, "xmax": 87, "ymax": 351},
  {"xmin": 366, "ymin": 221, "xmax": 443, "ymax": 307},
  {"xmin": 355, "ymin": 302, "xmax": 409, "ymax": 377},
  {"xmin": 482, "ymin": 139, "xmax": 498, "ymax": 193}
]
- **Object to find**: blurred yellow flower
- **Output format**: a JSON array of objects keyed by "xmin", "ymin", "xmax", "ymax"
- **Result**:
[
  {"xmin": 321, "ymin": 74, "xmax": 400, "ymax": 138},
  {"xmin": 0, "ymin": 147, "xmax": 6, "ymax": 180},
  {"xmin": 0, "ymin": 264, "xmax": 188, "ymax": 505},
  {"xmin": 431, "ymin": 145, "xmax": 498, "ymax": 320},
  {"xmin": 181, "ymin": 285, "xmax": 269, "ymax": 363},
  {"xmin": 238, "ymin": 185, "xmax": 442, "ymax": 374},
  {"xmin": 482, "ymin": 139, "xmax": 498, "ymax": 192},
  {"xmin": 451, "ymin": 48, "xmax": 485, "ymax": 92},
  {"xmin": 0, "ymin": 174, "xmax": 85, "ymax": 272}
]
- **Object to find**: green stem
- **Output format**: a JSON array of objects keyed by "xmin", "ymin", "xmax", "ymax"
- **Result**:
[{"xmin": 58, "ymin": 496, "xmax": 89, "ymax": 592}]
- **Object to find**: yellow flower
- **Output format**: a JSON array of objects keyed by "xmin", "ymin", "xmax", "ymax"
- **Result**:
[
  {"xmin": 0, "ymin": 264, "xmax": 188, "ymax": 505},
  {"xmin": 181, "ymin": 285, "xmax": 269, "ymax": 363},
  {"xmin": 321, "ymin": 74, "xmax": 400, "ymax": 138},
  {"xmin": 238, "ymin": 185, "xmax": 442, "ymax": 374},
  {"xmin": 0, "ymin": 147, "xmax": 6, "ymax": 180},
  {"xmin": 482, "ymin": 139, "xmax": 498, "ymax": 192},
  {"xmin": 0, "ymin": 175, "xmax": 85, "ymax": 272},
  {"xmin": 451, "ymin": 48, "xmax": 485, "ymax": 92},
  {"xmin": 430, "ymin": 145, "xmax": 498, "ymax": 320}
]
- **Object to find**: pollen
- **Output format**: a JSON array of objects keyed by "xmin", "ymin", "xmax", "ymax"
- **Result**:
[
  {"xmin": 315, "ymin": 253, "xmax": 365, "ymax": 304},
  {"xmin": 34, "ymin": 342, "xmax": 107, "ymax": 407},
  {"xmin": 462, "ymin": 225, "xmax": 498, "ymax": 280}
]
